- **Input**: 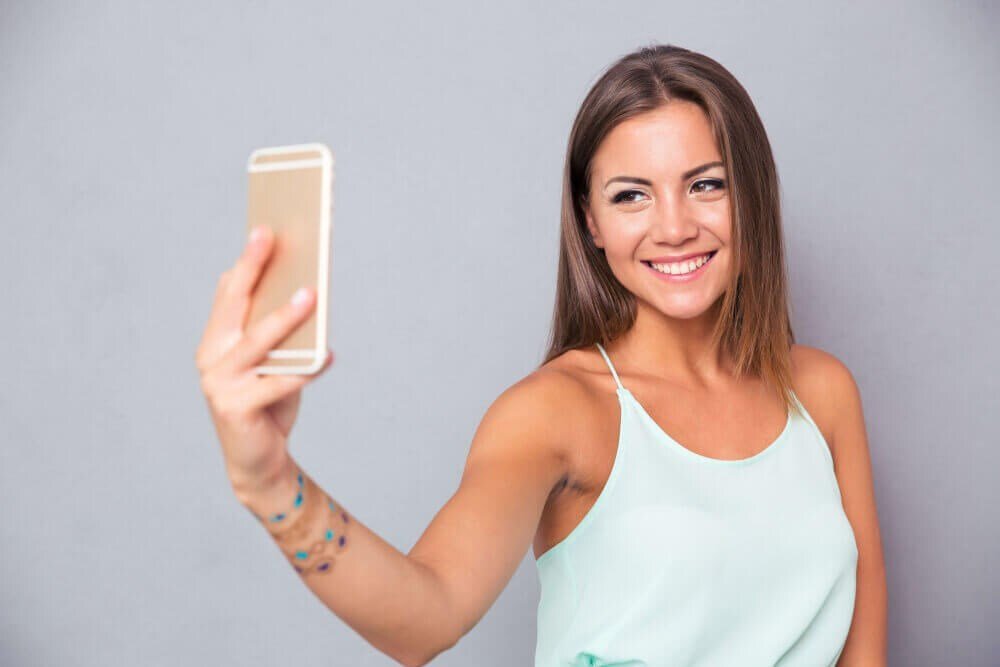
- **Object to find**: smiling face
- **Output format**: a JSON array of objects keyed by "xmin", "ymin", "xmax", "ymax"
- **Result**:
[{"xmin": 584, "ymin": 101, "xmax": 733, "ymax": 321}]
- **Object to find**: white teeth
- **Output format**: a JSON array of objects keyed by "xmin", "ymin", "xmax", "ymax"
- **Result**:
[{"xmin": 649, "ymin": 253, "xmax": 712, "ymax": 276}]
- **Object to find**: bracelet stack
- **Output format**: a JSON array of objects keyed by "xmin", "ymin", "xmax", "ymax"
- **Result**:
[{"xmin": 250, "ymin": 464, "xmax": 351, "ymax": 577}]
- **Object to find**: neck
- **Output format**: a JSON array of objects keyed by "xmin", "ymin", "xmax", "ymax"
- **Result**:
[{"xmin": 609, "ymin": 296, "xmax": 734, "ymax": 386}]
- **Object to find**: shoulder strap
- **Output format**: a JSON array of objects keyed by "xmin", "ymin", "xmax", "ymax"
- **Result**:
[{"xmin": 594, "ymin": 342, "xmax": 625, "ymax": 391}]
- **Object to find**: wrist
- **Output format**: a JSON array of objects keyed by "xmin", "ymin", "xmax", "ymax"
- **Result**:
[{"xmin": 231, "ymin": 454, "xmax": 300, "ymax": 517}]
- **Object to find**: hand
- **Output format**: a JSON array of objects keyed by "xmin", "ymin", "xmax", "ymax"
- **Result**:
[{"xmin": 195, "ymin": 224, "xmax": 335, "ymax": 493}]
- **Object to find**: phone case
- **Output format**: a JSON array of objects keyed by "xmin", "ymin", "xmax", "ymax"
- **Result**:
[{"xmin": 245, "ymin": 143, "xmax": 334, "ymax": 375}]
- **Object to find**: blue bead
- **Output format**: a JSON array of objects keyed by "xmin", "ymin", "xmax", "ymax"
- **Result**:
[
  {"xmin": 294, "ymin": 492, "xmax": 303, "ymax": 507},
  {"xmin": 325, "ymin": 529, "xmax": 334, "ymax": 541},
  {"xmin": 295, "ymin": 551, "xmax": 308, "ymax": 560}
]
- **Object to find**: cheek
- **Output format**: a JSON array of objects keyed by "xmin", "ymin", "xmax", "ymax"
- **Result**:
[
  {"xmin": 599, "ymin": 219, "xmax": 646, "ymax": 257},
  {"xmin": 710, "ymin": 251, "xmax": 733, "ymax": 281},
  {"xmin": 699, "ymin": 208, "xmax": 731, "ymax": 242},
  {"xmin": 709, "ymin": 209, "xmax": 732, "ymax": 243}
]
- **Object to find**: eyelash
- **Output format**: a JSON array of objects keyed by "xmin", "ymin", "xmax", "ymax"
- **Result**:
[{"xmin": 612, "ymin": 179, "xmax": 726, "ymax": 204}]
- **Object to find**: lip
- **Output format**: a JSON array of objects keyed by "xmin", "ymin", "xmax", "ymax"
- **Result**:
[
  {"xmin": 642, "ymin": 250, "xmax": 717, "ymax": 282},
  {"xmin": 644, "ymin": 250, "xmax": 717, "ymax": 263}
]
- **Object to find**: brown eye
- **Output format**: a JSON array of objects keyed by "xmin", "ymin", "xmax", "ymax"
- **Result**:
[
  {"xmin": 612, "ymin": 189, "xmax": 645, "ymax": 204},
  {"xmin": 691, "ymin": 179, "xmax": 725, "ymax": 194}
]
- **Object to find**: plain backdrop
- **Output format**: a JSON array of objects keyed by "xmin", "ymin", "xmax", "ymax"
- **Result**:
[{"xmin": 2, "ymin": 1, "xmax": 997, "ymax": 665}]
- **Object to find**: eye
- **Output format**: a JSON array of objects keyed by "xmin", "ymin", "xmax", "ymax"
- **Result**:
[
  {"xmin": 612, "ymin": 189, "xmax": 646, "ymax": 204},
  {"xmin": 691, "ymin": 178, "xmax": 725, "ymax": 194}
]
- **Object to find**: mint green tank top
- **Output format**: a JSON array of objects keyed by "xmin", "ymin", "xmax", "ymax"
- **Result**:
[{"xmin": 534, "ymin": 343, "xmax": 859, "ymax": 667}]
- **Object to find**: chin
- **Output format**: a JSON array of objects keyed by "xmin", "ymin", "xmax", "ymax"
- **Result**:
[{"xmin": 645, "ymin": 292, "xmax": 724, "ymax": 321}]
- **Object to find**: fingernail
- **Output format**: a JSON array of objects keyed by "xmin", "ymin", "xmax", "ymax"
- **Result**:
[
  {"xmin": 291, "ymin": 287, "xmax": 311, "ymax": 306},
  {"xmin": 249, "ymin": 225, "xmax": 266, "ymax": 243}
]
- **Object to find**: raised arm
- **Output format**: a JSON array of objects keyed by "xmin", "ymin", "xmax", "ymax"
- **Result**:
[
  {"xmin": 197, "ymin": 225, "xmax": 568, "ymax": 664},
  {"xmin": 230, "ymin": 374, "xmax": 569, "ymax": 665},
  {"xmin": 405, "ymin": 374, "xmax": 571, "ymax": 656}
]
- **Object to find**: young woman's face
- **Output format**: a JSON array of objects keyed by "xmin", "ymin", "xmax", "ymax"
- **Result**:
[{"xmin": 585, "ymin": 101, "xmax": 733, "ymax": 320}]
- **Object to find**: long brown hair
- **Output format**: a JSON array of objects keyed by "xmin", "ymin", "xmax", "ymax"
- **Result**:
[{"xmin": 540, "ymin": 43, "xmax": 799, "ymax": 414}]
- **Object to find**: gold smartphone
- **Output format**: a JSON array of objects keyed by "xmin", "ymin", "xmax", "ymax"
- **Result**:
[{"xmin": 245, "ymin": 143, "xmax": 334, "ymax": 375}]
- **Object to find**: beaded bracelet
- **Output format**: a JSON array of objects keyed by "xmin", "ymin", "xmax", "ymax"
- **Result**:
[
  {"xmin": 250, "ymin": 464, "xmax": 351, "ymax": 576},
  {"xmin": 249, "ymin": 465, "xmax": 305, "ymax": 527}
]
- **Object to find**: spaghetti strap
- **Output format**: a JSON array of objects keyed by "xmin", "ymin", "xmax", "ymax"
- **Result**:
[{"xmin": 594, "ymin": 342, "xmax": 624, "ymax": 391}]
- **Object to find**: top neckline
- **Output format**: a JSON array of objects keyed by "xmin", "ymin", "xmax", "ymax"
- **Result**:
[
  {"xmin": 620, "ymin": 387, "xmax": 795, "ymax": 466},
  {"xmin": 594, "ymin": 343, "xmax": 796, "ymax": 466}
]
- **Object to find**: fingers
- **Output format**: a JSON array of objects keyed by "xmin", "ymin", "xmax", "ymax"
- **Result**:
[
  {"xmin": 219, "ymin": 285, "xmax": 317, "ymax": 373},
  {"xmin": 196, "ymin": 226, "xmax": 276, "ymax": 372},
  {"xmin": 243, "ymin": 349, "xmax": 335, "ymax": 410},
  {"xmin": 227, "ymin": 225, "xmax": 274, "ymax": 298},
  {"xmin": 245, "ymin": 374, "xmax": 311, "ymax": 413},
  {"xmin": 215, "ymin": 225, "xmax": 275, "ymax": 330}
]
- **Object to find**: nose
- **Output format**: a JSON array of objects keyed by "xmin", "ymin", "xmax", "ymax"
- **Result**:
[{"xmin": 647, "ymin": 194, "xmax": 699, "ymax": 244}]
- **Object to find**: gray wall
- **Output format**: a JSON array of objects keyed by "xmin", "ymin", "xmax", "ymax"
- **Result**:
[{"xmin": 2, "ymin": 1, "xmax": 997, "ymax": 665}]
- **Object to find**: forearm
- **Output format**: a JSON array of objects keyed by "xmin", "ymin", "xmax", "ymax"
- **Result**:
[
  {"xmin": 836, "ymin": 559, "xmax": 888, "ymax": 666},
  {"xmin": 231, "ymin": 455, "xmax": 456, "ymax": 666}
]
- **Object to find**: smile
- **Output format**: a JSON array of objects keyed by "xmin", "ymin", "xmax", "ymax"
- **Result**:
[{"xmin": 642, "ymin": 251, "xmax": 717, "ymax": 281}]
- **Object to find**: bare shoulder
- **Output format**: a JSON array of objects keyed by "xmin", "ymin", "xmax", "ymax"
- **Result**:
[
  {"xmin": 474, "ymin": 347, "xmax": 605, "ymax": 469},
  {"xmin": 789, "ymin": 343, "xmax": 864, "ymax": 458},
  {"xmin": 789, "ymin": 343, "xmax": 857, "ymax": 392}
]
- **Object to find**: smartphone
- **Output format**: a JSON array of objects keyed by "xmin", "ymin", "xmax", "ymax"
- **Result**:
[{"xmin": 245, "ymin": 143, "xmax": 334, "ymax": 375}]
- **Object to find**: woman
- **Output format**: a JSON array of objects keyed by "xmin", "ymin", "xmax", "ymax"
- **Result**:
[{"xmin": 195, "ymin": 44, "xmax": 887, "ymax": 666}]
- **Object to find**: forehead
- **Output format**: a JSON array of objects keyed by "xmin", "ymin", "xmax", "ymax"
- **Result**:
[{"xmin": 591, "ymin": 101, "xmax": 720, "ymax": 177}]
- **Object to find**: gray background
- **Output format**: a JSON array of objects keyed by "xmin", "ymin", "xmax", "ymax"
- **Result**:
[{"xmin": 2, "ymin": 1, "xmax": 997, "ymax": 665}]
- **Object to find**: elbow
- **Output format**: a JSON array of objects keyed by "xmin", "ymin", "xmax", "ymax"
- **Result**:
[
  {"xmin": 396, "ymin": 653, "xmax": 426, "ymax": 667},
  {"xmin": 396, "ymin": 634, "xmax": 458, "ymax": 667},
  {"xmin": 393, "ymin": 610, "xmax": 461, "ymax": 667},
  {"xmin": 397, "ymin": 563, "xmax": 465, "ymax": 667},
  {"xmin": 394, "ymin": 558, "xmax": 462, "ymax": 666}
]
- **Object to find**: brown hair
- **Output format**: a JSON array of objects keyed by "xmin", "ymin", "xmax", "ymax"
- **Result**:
[{"xmin": 540, "ymin": 43, "xmax": 799, "ymax": 415}]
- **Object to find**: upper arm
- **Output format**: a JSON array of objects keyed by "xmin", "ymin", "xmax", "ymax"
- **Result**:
[
  {"xmin": 823, "ymin": 354, "xmax": 886, "ymax": 576},
  {"xmin": 406, "ymin": 372, "xmax": 570, "ymax": 651},
  {"xmin": 808, "ymin": 349, "xmax": 888, "ymax": 663}
]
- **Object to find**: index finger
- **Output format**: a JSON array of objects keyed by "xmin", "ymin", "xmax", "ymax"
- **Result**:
[
  {"xmin": 197, "ymin": 225, "xmax": 274, "ymax": 365},
  {"xmin": 213, "ymin": 225, "xmax": 275, "ymax": 327}
]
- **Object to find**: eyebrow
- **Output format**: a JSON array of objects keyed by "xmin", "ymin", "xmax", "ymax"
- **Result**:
[{"xmin": 603, "ymin": 160, "xmax": 725, "ymax": 190}]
